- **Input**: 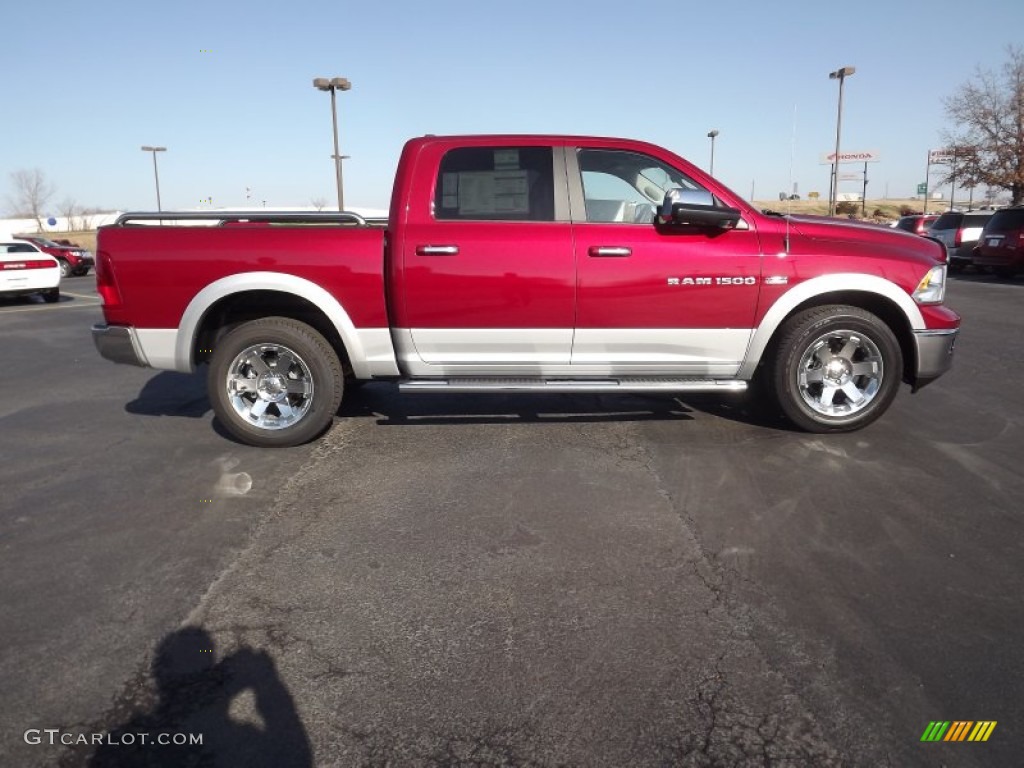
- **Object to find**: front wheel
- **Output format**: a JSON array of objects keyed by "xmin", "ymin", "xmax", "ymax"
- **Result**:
[
  {"xmin": 770, "ymin": 305, "xmax": 902, "ymax": 433},
  {"xmin": 208, "ymin": 317, "xmax": 344, "ymax": 447},
  {"xmin": 58, "ymin": 259, "xmax": 70, "ymax": 278}
]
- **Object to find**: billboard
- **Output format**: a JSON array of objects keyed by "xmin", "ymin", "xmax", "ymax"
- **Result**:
[{"xmin": 819, "ymin": 149, "xmax": 881, "ymax": 164}]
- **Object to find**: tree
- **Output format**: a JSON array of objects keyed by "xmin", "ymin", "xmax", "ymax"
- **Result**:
[
  {"xmin": 59, "ymin": 198, "xmax": 80, "ymax": 232},
  {"xmin": 942, "ymin": 46, "xmax": 1024, "ymax": 205},
  {"xmin": 310, "ymin": 196, "xmax": 327, "ymax": 211},
  {"xmin": 8, "ymin": 169, "xmax": 56, "ymax": 230}
]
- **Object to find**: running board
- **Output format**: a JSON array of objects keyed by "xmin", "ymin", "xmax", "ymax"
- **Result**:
[{"xmin": 398, "ymin": 378, "xmax": 748, "ymax": 394}]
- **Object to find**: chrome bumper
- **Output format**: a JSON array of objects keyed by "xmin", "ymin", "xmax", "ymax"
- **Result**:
[
  {"xmin": 92, "ymin": 324, "xmax": 148, "ymax": 367},
  {"xmin": 912, "ymin": 328, "xmax": 958, "ymax": 391}
]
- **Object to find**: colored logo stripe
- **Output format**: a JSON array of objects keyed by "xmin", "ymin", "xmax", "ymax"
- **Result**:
[
  {"xmin": 969, "ymin": 722, "xmax": 997, "ymax": 742},
  {"xmin": 920, "ymin": 721, "xmax": 996, "ymax": 742}
]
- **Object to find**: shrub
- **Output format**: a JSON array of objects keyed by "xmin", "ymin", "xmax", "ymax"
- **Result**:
[{"xmin": 836, "ymin": 201, "xmax": 860, "ymax": 215}]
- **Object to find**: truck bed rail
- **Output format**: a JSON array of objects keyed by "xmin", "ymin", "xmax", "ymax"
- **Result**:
[{"xmin": 113, "ymin": 211, "xmax": 379, "ymax": 227}]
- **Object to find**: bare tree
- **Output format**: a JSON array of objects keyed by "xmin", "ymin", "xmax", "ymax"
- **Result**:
[
  {"xmin": 310, "ymin": 196, "xmax": 327, "ymax": 211},
  {"xmin": 59, "ymin": 198, "xmax": 80, "ymax": 232},
  {"xmin": 8, "ymin": 169, "xmax": 57, "ymax": 230},
  {"xmin": 942, "ymin": 46, "xmax": 1024, "ymax": 205}
]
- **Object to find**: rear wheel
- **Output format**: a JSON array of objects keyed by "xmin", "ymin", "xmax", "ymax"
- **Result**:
[
  {"xmin": 994, "ymin": 266, "xmax": 1017, "ymax": 280},
  {"xmin": 208, "ymin": 317, "xmax": 344, "ymax": 447},
  {"xmin": 770, "ymin": 305, "xmax": 902, "ymax": 433},
  {"xmin": 42, "ymin": 288, "xmax": 59, "ymax": 304}
]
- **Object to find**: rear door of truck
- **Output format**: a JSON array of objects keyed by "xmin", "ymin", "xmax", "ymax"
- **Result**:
[{"xmin": 394, "ymin": 139, "xmax": 575, "ymax": 370}]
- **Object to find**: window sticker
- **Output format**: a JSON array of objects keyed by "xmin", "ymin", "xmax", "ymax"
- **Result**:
[
  {"xmin": 458, "ymin": 170, "xmax": 529, "ymax": 215},
  {"xmin": 494, "ymin": 149, "xmax": 520, "ymax": 170}
]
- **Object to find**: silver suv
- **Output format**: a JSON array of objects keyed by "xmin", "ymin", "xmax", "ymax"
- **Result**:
[{"xmin": 929, "ymin": 210, "xmax": 995, "ymax": 271}]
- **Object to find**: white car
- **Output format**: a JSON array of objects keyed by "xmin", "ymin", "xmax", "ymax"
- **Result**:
[{"xmin": 0, "ymin": 239, "xmax": 61, "ymax": 303}]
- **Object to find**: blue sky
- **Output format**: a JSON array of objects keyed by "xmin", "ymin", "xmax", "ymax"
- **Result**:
[{"xmin": 2, "ymin": 0, "xmax": 1022, "ymax": 213}]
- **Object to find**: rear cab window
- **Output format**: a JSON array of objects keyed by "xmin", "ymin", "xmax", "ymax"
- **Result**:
[{"xmin": 434, "ymin": 146, "xmax": 555, "ymax": 222}]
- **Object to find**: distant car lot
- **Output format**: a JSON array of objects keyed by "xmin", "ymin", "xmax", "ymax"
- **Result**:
[
  {"xmin": 1, "ymin": 273, "xmax": 1022, "ymax": 767},
  {"xmin": 13, "ymin": 235, "xmax": 94, "ymax": 277}
]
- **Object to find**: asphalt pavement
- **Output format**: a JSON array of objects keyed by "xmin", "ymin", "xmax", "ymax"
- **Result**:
[{"xmin": 1, "ymin": 273, "xmax": 1021, "ymax": 767}]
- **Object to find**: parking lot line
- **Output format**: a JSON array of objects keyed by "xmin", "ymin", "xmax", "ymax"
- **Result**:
[{"xmin": 0, "ymin": 298, "xmax": 102, "ymax": 313}]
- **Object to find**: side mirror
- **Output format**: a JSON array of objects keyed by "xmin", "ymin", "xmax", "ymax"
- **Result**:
[{"xmin": 657, "ymin": 188, "xmax": 741, "ymax": 229}]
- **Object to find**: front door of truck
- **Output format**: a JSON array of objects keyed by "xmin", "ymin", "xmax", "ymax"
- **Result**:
[
  {"xmin": 568, "ymin": 147, "xmax": 762, "ymax": 376},
  {"xmin": 398, "ymin": 144, "xmax": 575, "ymax": 372}
]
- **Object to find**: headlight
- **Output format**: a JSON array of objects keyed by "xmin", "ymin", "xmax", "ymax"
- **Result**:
[{"xmin": 912, "ymin": 265, "xmax": 947, "ymax": 304}]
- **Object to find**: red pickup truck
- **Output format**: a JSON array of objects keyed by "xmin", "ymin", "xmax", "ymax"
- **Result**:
[{"xmin": 92, "ymin": 134, "xmax": 959, "ymax": 447}]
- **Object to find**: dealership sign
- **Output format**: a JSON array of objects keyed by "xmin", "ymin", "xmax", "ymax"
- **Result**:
[
  {"xmin": 929, "ymin": 148, "xmax": 956, "ymax": 163},
  {"xmin": 819, "ymin": 149, "xmax": 881, "ymax": 164}
]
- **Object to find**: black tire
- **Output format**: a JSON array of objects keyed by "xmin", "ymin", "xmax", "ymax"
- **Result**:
[
  {"xmin": 58, "ymin": 259, "xmax": 70, "ymax": 278},
  {"xmin": 994, "ymin": 266, "xmax": 1017, "ymax": 280},
  {"xmin": 769, "ymin": 305, "xmax": 902, "ymax": 433},
  {"xmin": 948, "ymin": 261, "xmax": 965, "ymax": 274},
  {"xmin": 208, "ymin": 317, "xmax": 344, "ymax": 447},
  {"xmin": 42, "ymin": 288, "xmax": 60, "ymax": 304}
]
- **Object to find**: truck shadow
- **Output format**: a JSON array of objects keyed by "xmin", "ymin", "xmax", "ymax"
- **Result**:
[
  {"xmin": 342, "ymin": 383, "xmax": 696, "ymax": 425},
  {"xmin": 124, "ymin": 373, "xmax": 792, "ymax": 433},
  {"xmin": 126, "ymin": 371, "xmax": 211, "ymax": 418}
]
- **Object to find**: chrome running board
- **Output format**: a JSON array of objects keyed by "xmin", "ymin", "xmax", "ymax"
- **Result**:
[{"xmin": 398, "ymin": 378, "xmax": 747, "ymax": 394}]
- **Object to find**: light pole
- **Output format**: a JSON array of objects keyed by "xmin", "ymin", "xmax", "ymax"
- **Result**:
[
  {"xmin": 140, "ymin": 146, "xmax": 167, "ymax": 211},
  {"xmin": 707, "ymin": 129, "xmax": 719, "ymax": 177},
  {"xmin": 828, "ymin": 66, "xmax": 855, "ymax": 216},
  {"xmin": 312, "ymin": 76, "xmax": 352, "ymax": 211}
]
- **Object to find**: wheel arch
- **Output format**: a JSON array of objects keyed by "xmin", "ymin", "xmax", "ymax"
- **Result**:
[
  {"xmin": 740, "ymin": 275, "xmax": 922, "ymax": 383},
  {"xmin": 178, "ymin": 273, "xmax": 366, "ymax": 377}
]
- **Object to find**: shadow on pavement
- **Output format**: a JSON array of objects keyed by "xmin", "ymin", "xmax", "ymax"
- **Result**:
[
  {"xmin": 126, "ymin": 371, "xmax": 210, "ymax": 418},
  {"xmin": 80, "ymin": 627, "xmax": 312, "ymax": 768},
  {"xmin": 341, "ymin": 383, "xmax": 698, "ymax": 425}
]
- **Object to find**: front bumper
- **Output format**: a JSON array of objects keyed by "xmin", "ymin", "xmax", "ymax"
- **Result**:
[
  {"xmin": 92, "ymin": 324, "xmax": 149, "ymax": 367},
  {"xmin": 911, "ymin": 328, "xmax": 958, "ymax": 391}
]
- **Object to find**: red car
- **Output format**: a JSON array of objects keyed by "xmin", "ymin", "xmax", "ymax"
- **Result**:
[
  {"xmin": 15, "ymin": 236, "xmax": 94, "ymax": 277},
  {"xmin": 972, "ymin": 206, "xmax": 1024, "ymax": 278},
  {"xmin": 92, "ymin": 134, "xmax": 959, "ymax": 446}
]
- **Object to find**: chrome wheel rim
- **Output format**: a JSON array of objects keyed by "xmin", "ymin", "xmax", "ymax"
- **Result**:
[
  {"xmin": 224, "ymin": 343, "xmax": 314, "ymax": 430},
  {"xmin": 797, "ymin": 330, "xmax": 883, "ymax": 418}
]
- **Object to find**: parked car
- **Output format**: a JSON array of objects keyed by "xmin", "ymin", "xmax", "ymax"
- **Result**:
[
  {"xmin": 0, "ymin": 240, "xmax": 61, "ymax": 302},
  {"xmin": 928, "ymin": 210, "xmax": 995, "ymax": 271},
  {"xmin": 893, "ymin": 214, "xmax": 938, "ymax": 236},
  {"xmin": 972, "ymin": 206, "xmax": 1024, "ymax": 279},
  {"xmin": 14, "ymin": 235, "xmax": 94, "ymax": 277},
  {"xmin": 92, "ymin": 133, "xmax": 958, "ymax": 446}
]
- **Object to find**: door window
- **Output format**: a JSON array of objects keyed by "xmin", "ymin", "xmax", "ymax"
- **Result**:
[{"xmin": 578, "ymin": 149, "xmax": 703, "ymax": 224}]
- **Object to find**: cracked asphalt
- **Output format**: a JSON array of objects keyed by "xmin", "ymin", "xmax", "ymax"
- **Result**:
[{"xmin": 2, "ymin": 274, "xmax": 1022, "ymax": 766}]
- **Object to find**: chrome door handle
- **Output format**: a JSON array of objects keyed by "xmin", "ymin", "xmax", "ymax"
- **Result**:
[
  {"xmin": 588, "ymin": 246, "xmax": 631, "ymax": 257},
  {"xmin": 416, "ymin": 245, "xmax": 460, "ymax": 256}
]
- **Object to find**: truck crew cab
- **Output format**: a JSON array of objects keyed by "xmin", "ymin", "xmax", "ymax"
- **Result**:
[{"xmin": 92, "ymin": 135, "xmax": 959, "ymax": 447}]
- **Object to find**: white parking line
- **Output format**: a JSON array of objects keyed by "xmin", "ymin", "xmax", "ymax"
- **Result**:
[{"xmin": 0, "ymin": 298, "xmax": 102, "ymax": 314}]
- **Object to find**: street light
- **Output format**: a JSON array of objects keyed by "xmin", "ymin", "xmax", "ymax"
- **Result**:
[
  {"xmin": 707, "ymin": 129, "xmax": 719, "ymax": 177},
  {"xmin": 312, "ymin": 76, "xmax": 352, "ymax": 211},
  {"xmin": 140, "ymin": 146, "xmax": 167, "ymax": 211},
  {"xmin": 827, "ymin": 66, "xmax": 855, "ymax": 216}
]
